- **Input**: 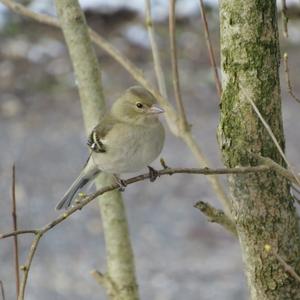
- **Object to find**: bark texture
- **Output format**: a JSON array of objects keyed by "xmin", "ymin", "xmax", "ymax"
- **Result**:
[
  {"xmin": 55, "ymin": 1, "xmax": 139, "ymax": 299},
  {"xmin": 218, "ymin": 0, "xmax": 300, "ymax": 299}
]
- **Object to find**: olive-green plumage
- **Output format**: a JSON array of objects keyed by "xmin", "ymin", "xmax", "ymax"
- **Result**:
[{"xmin": 56, "ymin": 86, "xmax": 165, "ymax": 210}]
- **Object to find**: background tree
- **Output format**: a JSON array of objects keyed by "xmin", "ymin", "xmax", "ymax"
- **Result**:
[{"xmin": 219, "ymin": 0, "xmax": 300, "ymax": 298}]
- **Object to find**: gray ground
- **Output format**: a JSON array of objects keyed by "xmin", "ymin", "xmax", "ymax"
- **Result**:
[{"xmin": 1, "ymin": 9, "xmax": 300, "ymax": 300}]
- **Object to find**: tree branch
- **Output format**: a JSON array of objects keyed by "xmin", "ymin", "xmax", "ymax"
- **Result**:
[
  {"xmin": 144, "ymin": 0, "xmax": 167, "ymax": 99},
  {"xmin": 11, "ymin": 165, "xmax": 20, "ymax": 298},
  {"xmin": 198, "ymin": 0, "xmax": 222, "ymax": 97},
  {"xmin": 1, "ymin": 165, "xmax": 271, "ymax": 242},
  {"xmin": 0, "ymin": 164, "xmax": 280, "ymax": 298},
  {"xmin": 265, "ymin": 244, "xmax": 300, "ymax": 284},
  {"xmin": 241, "ymin": 88, "xmax": 300, "ymax": 187},
  {"xmin": 91, "ymin": 270, "xmax": 119, "ymax": 299},
  {"xmin": 54, "ymin": 1, "xmax": 139, "ymax": 300},
  {"xmin": 0, "ymin": 230, "xmax": 37, "ymax": 239},
  {"xmin": 281, "ymin": 0, "xmax": 288, "ymax": 38},
  {"xmin": 194, "ymin": 201, "xmax": 237, "ymax": 235},
  {"xmin": 168, "ymin": 0, "xmax": 189, "ymax": 132},
  {"xmin": 18, "ymin": 233, "xmax": 42, "ymax": 300},
  {"xmin": 253, "ymin": 154, "xmax": 300, "ymax": 186}
]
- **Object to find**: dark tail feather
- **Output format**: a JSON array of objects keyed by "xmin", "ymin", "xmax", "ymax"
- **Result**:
[{"xmin": 56, "ymin": 166, "xmax": 100, "ymax": 210}]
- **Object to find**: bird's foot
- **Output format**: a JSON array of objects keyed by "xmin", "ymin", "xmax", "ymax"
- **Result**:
[
  {"xmin": 148, "ymin": 166, "xmax": 159, "ymax": 182},
  {"xmin": 114, "ymin": 175, "xmax": 127, "ymax": 192}
]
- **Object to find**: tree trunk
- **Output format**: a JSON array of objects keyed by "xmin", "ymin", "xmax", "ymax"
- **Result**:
[
  {"xmin": 55, "ymin": 1, "xmax": 139, "ymax": 299},
  {"xmin": 218, "ymin": 0, "xmax": 300, "ymax": 299}
]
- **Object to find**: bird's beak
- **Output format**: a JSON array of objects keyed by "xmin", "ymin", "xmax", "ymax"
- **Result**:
[{"xmin": 147, "ymin": 104, "xmax": 165, "ymax": 114}]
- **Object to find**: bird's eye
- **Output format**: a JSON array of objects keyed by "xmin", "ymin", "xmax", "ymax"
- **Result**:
[{"xmin": 136, "ymin": 102, "xmax": 143, "ymax": 109}]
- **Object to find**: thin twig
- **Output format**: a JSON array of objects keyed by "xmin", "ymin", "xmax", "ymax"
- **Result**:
[
  {"xmin": 168, "ymin": 0, "xmax": 189, "ymax": 132},
  {"xmin": 283, "ymin": 53, "xmax": 300, "ymax": 104},
  {"xmin": 0, "ymin": 164, "xmax": 273, "ymax": 298},
  {"xmin": 0, "ymin": 230, "xmax": 37, "ymax": 239},
  {"xmin": 91, "ymin": 270, "xmax": 118, "ymax": 298},
  {"xmin": 11, "ymin": 165, "xmax": 20, "ymax": 297},
  {"xmin": 198, "ymin": 0, "xmax": 222, "ymax": 97},
  {"xmin": 144, "ymin": 0, "xmax": 168, "ymax": 99},
  {"xmin": 253, "ymin": 155, "xmax": 300, "ymax": 186},
  {"xmin": 281, "ymin": 0, "xmax": 289, "ymax": 38},
  {"xmin": 0, "ymin": 0, "xmax": 57, "ymax": 26},
  {"xmin": 241, "ymin": 88, "xmax": 300, "ymax": 187},
  {"xmin": 0, "ymin": 281, "xmax": 5, "ymax": 300},
  {"xmin": 18, "ymin": 233, "xmax": 42, "ymax": 300},
  {"xmin": 265, "ymin": 244, "xmax": 300, "ymax": 283},
  {"xmin": 194, "ymin": 201, "xmax": 237, "ymax": 235}
]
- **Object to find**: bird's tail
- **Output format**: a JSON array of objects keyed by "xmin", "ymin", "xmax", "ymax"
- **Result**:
[{"xmin": 56, "ymin": 154, "xmax": 100, "ymax": 210}]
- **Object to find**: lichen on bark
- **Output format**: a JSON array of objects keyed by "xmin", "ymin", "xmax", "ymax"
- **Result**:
[{"xmin": 218, "ymin": 0, "xmax": 300, "ymax": 299}]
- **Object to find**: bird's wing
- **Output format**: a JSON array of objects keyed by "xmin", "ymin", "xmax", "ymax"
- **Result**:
[{"xmin": 87, "ymin": 115, "xmax": 116, "ymax": 153}]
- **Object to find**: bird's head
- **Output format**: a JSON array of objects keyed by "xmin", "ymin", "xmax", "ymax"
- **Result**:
[{"xmin": 111, "ymin": 86, "xmax": 164, "ymax": 125}]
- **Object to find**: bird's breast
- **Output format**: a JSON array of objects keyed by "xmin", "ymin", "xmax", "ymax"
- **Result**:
[{"xmin": 91, "ymin": 122, "xmax": 164, "ymax": 174}]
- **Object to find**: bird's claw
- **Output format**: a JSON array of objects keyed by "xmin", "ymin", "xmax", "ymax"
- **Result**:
[
  {"xmin": 114, "ymin": 175, "xmax": 127, "ymax": 192},
  {"xmin": 148, "ymin": 166, "xmax": 159, "ymax": 182}
]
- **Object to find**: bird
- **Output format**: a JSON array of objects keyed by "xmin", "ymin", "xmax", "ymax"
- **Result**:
[{"xmin": 56, "ymin": 85, "xmax": 165, "ymax": 210}]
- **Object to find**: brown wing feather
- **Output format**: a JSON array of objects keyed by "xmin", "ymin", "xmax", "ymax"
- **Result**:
[{"xmin": 87, "ymin": 115, "xmax": 116, "ymax": 153}]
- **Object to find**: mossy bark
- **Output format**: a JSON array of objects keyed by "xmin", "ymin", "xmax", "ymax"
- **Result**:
[
  {"xmin": 55, "ymin": 1, "xmax": 139, "ymax": 300},
  {"xmin": 218, "ymin": 0, "xmax": 300, "ymax": 299}
]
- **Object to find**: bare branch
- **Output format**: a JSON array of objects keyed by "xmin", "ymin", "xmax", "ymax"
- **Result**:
[
  {"xmin": 198, "ymin": 0, "xmax": 222, "ymax": 97},
  {"xmin": 0, "ymin": 230, "xmax": 37, "ymax": 239},
  {"xmin": 11, "ymin": 165, "xmax": 20, "ymax": 297},
  {"xmin": 144, "ymin": 0, "xmax": 168, "ymax": 99},
  {"xmin": 265, "ymin": 244, "xmax": 300, "ymax": 283},
  {"xmin": 283, "ymin": 52, "xmax": 300, "ymax": 104},
  {"xmin": 168, "ymin": 0, "xmax": 189, "ymax": 132},
  {"xmin": 253, "ymin": 155, "xmax": 300, "ymax": 186},
  {"xmin": 18, "ymin": 233, "xmax": 42, "ymax": 300},
  {"xmin": 1, "ymin": 164, "xmax": 273, "ymax": 298},
  {"xmin": 281, "ymin": 0, "xmax": 289, "ymax": 38},
  {"xmin": 194, "ymin": 201, "xmax": 237, "ymax": 236},
  {"xmin": 241, "ymin": 88, "xmax": 300, "ymax": 187},
  {"xmin": 91, "ymin": 270, "xmax": 118, "ymax": 298},
  {"xmin": 0, "ymin": 0, "xmax": 58, "ymax": 26}
]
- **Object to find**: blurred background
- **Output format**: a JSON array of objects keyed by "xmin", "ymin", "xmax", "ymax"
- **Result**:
[{"xmin": 0, "ymin": 0, "xmax": 300, "ymax": 299}]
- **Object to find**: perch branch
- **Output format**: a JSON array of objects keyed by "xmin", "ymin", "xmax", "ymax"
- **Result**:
[{"xmin": 0, "ymin": 164, "xmax": 284, "ymax": 299}]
